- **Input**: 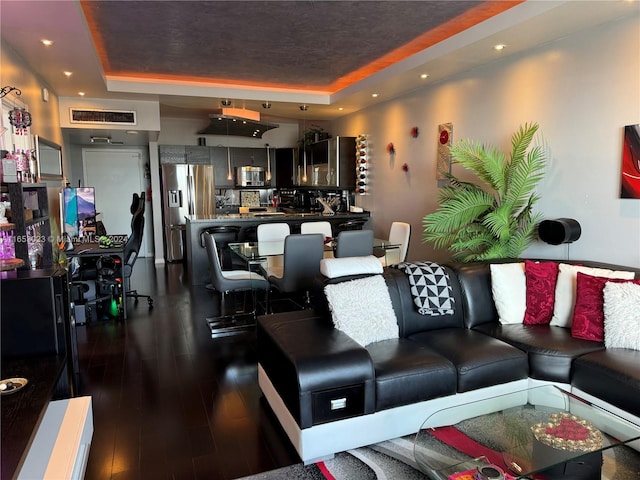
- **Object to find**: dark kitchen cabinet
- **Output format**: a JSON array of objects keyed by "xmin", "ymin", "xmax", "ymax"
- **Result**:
[
  {"xmin": 211, "ymin": 147, "xmax": 234, "ymax": 188},
  {"xmin": 159, "ymin": 145, "xmax": 187, "ymax": 164},
  {"xmin": 186, "ymin": 146, "xmax": 211, "ymax": 164},
  {"xmin": 295, "ymin": 137, "xmax": 356, "ymax": 189},
  {"xmin": 275, "ymin": 148, "xmax": 298, "ymax": 188}
]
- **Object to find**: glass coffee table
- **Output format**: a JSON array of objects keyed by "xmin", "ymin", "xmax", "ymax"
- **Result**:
[{"xmin": 414, "ymin": 386, "xmax": 640, "ymax": 479}]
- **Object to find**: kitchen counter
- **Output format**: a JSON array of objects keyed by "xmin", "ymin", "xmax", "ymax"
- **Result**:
[
  {"xmin": 184, "ymin": 211, "xmax": 370, "ymax": 285},
  {"xmin": 186, "ymin": 211, "xmax": 368, "ymax": 222}
]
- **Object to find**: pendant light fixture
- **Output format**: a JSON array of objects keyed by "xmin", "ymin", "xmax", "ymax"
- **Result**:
[
  {"xmin": 265, "ymin": 143, "xmax": 271, "ymax": 182},
  {"xmin": 301, "ymin": 105, "xmax": 308, "ymax": 183},
  {"xmin": 226, "ymin": 119, "xmax": 233, "ymax": 181}
]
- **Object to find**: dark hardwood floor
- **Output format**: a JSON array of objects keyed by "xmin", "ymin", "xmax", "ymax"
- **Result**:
[{"xmin": 76, "ymin": 258, "xmax": 300, "ymax": 480}]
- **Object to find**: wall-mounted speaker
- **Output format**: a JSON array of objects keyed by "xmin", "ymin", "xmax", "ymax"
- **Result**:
[{"xmin": 538, "ymin": 218, "xmax": 582, "ymax": 245}]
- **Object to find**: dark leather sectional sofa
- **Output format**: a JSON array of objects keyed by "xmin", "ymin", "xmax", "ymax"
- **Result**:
[{"xmin": 257, "ymin": 259, "xmax": 640, "ymax": 463}]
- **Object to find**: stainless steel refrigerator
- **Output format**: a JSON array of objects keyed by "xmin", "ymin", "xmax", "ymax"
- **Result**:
[{"xmin": 161, "ymin": 164, "xmax": 215, "ymax": 262}]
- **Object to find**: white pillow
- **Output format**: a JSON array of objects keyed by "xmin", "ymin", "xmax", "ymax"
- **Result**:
[
  {"xmin": 490, "ymin": 263, "xmax": 526, "ymax": 324},
  {"xmin": 320, "ymin": 255, "xmax": 383, "ymax": 279},
  {"xmin": 324, "ymin": 274, "xmax": 398, "ymax": 347},
  {"xmin": 603, "ymin": 282, "xmax": 640, "ymax": 350},
  {"xmin": 550, "ymin": 264, "xmax": 635, "ymax": 327}
]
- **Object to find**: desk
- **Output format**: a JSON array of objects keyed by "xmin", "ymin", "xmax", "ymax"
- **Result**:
[{"xmin": 66, "ymin": 242, "xmax": 128, "ymax": 319}]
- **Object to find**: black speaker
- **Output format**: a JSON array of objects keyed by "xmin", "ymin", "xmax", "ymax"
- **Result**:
[{"xmin": 538, "ymin": 218, "xmax": 581, "ymax": 245}]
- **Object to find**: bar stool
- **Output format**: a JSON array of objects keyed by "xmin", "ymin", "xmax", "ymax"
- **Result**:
[
  {"xmin": 200, "ymin": 225, "xmax": 240, "ymax": 270},
  {"xmin": 335, "ymin": 218, "xmax": 367, "ymax": 234}
]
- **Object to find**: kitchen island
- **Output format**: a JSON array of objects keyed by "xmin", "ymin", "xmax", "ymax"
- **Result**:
[{"xmin": 185, "ymin": 211, "xmax": 371, "ymax": 285}]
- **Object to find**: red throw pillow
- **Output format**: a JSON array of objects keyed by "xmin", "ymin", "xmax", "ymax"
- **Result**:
[
  {"xmin": 524, "ymin": 260, "xmax": 559, "ymax": 325},
  {"xmin": 571, "ymin": 273, "xmax": 640, "ymax": 342}
]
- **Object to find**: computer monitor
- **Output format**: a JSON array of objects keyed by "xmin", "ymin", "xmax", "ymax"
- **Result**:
[{"xmin": 63, "ymin": 187, "xmax": 97, "ymax": 239}]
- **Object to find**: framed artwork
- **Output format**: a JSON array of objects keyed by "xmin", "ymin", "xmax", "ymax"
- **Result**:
[
  {"xmin": 437, "ymin": 122, "xmax": 453, "ymax": 187},
  {"xmin": 621, "ymin": 124, "xmax": 640, "ymax": 199}
]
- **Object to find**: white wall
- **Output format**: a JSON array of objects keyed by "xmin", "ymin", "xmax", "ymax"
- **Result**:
[
  {"xmin": 1, "ymin": 41, "xmax": 66, "ymax": 239},
  {"xmin": 332, "ymin": 14, "xmax": 640, "ymax": 267}
]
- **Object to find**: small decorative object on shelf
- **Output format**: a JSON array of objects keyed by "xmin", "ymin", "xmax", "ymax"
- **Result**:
[
  {"xmin": 355, "ymin": 134, "xmax": 369, "ymax": 195},
  {"xmin": 0, "ymin": 85, "xmax": 22, "ymax": 99},
  {"xmin": 411, "ymin": 126, "xmax": 419, "ymax": 138},
  {"xmin": 402, "ymin": 163, "xmax": 409, "ymax": 172}
]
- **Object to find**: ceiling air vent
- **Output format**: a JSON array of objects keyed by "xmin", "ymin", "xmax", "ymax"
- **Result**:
[{"xmin": 69, "ymin": 108, "xmax": 137, "ymax": 125}]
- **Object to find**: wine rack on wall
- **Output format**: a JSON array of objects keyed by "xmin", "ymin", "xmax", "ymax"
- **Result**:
[{"xmin": 356, "ymin": 134, "xmax": 368, "ymax": 195}]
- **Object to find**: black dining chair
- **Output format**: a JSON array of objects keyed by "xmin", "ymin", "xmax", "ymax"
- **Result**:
[
  {"xmin": 334, "ymin": 229, "xmax": 374, "ymax": 258},
  {"xmin": 204, "ymin": 232, "xmax": 269, "ymax": 336},
  {"xmin": 268, "ymin": 233, "xmax": 324, "ymax": 310}
]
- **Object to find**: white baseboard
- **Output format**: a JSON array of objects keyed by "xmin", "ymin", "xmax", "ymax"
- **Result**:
[{"xmin": 258, "ymin": 363, "xmax": 529, "ymax": 463}]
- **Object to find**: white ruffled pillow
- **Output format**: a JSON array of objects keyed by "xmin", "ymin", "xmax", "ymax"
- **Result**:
[
  {"xmin": 550, "ymin": 264, "xmax": 635, "ymax": 327},
  {"xmin": 324, "ymin": 274, "xmax": 398, "ymax": 347},
  {"xmin": 603, "ymin": 282, "xmax": 640, "ymax": 350},
  {"xmin": 490, "ymin": 263, "xmax": 526, "ymax": 324},
  {"xmin": 320, "ymin": 255, "xmax": 383, "ymax": 279}
]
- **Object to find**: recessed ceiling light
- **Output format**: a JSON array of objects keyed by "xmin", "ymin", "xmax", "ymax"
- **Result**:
[
  {"xmin": 338, "ymin": 107, "xmax": 344, "ymax": 111},
  {"xmin": 78, "ymin": 92, "xmax": 85, "ymax": 96},
  {"xmin": 41, "ymin": 39, "xmax": 54, "ymax": 46},
  {"xmin": 371, "ymin": 93, "xmax": 379, "ymax": 98},
  {"xmin": 494, "ymin": 44, "xmax": 507, "ymax": 51},
  {"xmin": 64, "ymin": 71, "xmax": 73, "ymax": 77},
  {"xmin": 420, "ymin": 73, "xmax": 429, "ymax": 79}
]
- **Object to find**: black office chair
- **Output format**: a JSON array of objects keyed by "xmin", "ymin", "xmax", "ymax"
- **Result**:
[
  {"xmin": 119, "ymin": 192, "xmax": 153, "ymax": 309},
  {"xmin": 334, "ymin": 229, "xmax": 374, "ymax": 258},
  {"xmin": 268, "ymin": 233, "xmax": 324, "ymax": 310}
]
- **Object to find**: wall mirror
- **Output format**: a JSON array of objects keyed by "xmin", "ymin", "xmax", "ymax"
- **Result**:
[{"xmin": 35, "ymin": 135, "xmax": 63, "ymax": 180}]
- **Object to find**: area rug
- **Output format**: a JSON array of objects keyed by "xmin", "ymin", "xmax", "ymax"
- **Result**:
[
  {"xmin": 236, "ymin": 435, "xmax": 429, "ymax": 480},
  {"xmin": 237, "ymin": 410, "xmax": 640, "ymax": 480}
]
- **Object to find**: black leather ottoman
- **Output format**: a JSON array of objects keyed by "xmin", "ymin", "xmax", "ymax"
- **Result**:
[{"xmin": 257, "ymin": 311, "xmax": 375, "ymax": 429}]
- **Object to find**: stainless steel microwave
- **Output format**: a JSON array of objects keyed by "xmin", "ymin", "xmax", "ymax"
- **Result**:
[{"xmin": 236, "ymin": 166, "xmax": 266, "ymax": 186}]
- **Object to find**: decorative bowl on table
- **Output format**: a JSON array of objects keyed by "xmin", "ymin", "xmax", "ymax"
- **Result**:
[{"xmin": 530, "ymin": 412, "xmax": 603, "ymax": 478}]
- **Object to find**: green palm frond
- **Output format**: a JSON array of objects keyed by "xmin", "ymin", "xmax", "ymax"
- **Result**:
[
  {"xmin": 423, "ymin": 123, "xmax": 546, "ymax": 262},
  {"xmin": 505, "ymin": 145, "xmax": 546, "ymax": 213},
  {"xmin": 450, "ymin": 141, "xmax": 506, "ymax": 192},
  {"xmin": 424, "ymin": 187, "xmax": 494, "ymax": 234}
]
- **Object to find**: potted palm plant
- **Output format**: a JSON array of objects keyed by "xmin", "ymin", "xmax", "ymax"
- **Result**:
[{"xmin": 423, "ymin": 122, "xmax": 546, "ymax": 262}]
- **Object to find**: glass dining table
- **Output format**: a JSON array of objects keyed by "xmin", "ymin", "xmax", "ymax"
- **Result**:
[{"xmin": 228, "ymin": 237, "xmax": 402, "ymax": 267}]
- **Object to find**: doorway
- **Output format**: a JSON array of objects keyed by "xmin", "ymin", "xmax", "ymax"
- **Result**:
[{"xmin": 82, "ymin": 148, "xmax": 148, "ymax": 256}]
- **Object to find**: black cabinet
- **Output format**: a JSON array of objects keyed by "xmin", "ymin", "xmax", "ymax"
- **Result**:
[
  {"xmin": 275, "ymin": 148, "xmax": 298, "ymax": 188},
  {"xmin": 186, "ymin": 146, "xmax": 211, "ymax": 164},
  {"xmin": 1, "ymin": 267, "xmax": 78, "ymax": 395}
]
